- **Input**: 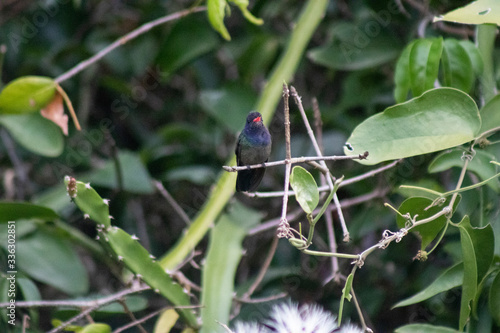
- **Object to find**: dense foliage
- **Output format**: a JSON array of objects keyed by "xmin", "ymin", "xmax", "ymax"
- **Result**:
[{"xmin": 0, "ymin": 0, "xmax": 499, "ymax": 332}]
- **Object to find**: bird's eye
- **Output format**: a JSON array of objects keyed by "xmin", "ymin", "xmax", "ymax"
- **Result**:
[{"xmin": 344, "ymin": 142, "xmax": 353, "ymax": 151}]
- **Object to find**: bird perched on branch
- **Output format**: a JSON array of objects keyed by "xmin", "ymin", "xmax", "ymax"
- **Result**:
[{"xmin": 235, "ymin": 111, "xmax": 272, "ymax": 192}]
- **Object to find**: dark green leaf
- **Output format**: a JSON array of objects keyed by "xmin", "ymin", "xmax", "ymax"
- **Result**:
[
  {"xmin": 290, "ymin": 166, "xmax": 319, "ymax": 214},
  {"xmin": 395, "ymin": 324, "xmax": 459, "ymax": 333},
  {"xmin": 308, "ymin": 22, "xmax": 401, "ymax": 71},
  {"xmin": 0, "ymin": 202, "xmax": 58, "ymax": 223},
  {"xmin": 393, "ymin": 262, "xmax": 463, "ymax": 308},
  {"xmin": 17, "ymin": 229, "xmax": 89, "ymax": 295},
  {"xmin": 344, "ymin": 88, "xmax": 481, "ymax": 165},
  {"xmin": 394, "ymin": 41, "xmax": 415, "ymax": 103},
  {"xmin": 158, "ymin": 17, "xmax": 219, "ymax": 76},
  {"xmin": 489, "ymin": 271, "xmax": 500, "ymax": 326},
  {"xmin": 395, "ymin": 197, "xmax": 448, "ymax": 250},
  {"xmin": 199, "ymin": 83, "xmax": 258, "ymax": 133},
  {"xmin": 0, "ymin": 113, "xmax": 64, "ymax": 157},
  {"xmin": 458, "ymin": 40, "xmax": 483, "ymax": 76},
  {"xmin": 458, "ymin": 216, "xmax": 477, "ymax": 331},
  {"xmin": 428, "ymin": 149, "xmax": 499, "ymax": 192},
  {"xmin": 0, "ymin": 76, "xmax": 56, "ymax": 114},
  {"xmin": 441, "ymin": 39, "xmax": 475, "ymax": 93},
  {"xmin": 84, "ymin": 150, "xmax": 154, "ymax": 194},
  {"xmin": 479, "ymin": 94, "xmax": 500, "ymax": 135},
  {"xmin": 409, "ymin": 38, "xmax": 443, "ymax": 97}
]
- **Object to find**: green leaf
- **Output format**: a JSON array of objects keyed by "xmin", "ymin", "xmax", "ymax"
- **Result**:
[
  {"xmin": 434, "ymin": 0, "xmax": 500, "ymax": 25},
  {"xmin": 478, "ymin": 94, "xmax": 500, "ymax": 135},
  {"xmin": 229, "ymin": 0, "xmax": 263, "ymax": 25},
  {"xmin": 0, "ymin": 113, "xmax": 64, "ymax": 157},
  {"xmin": 308, "ymin": 22, "xmax": 401, "ymax": 71},
  {"xmin": 489, "ymin": 271, "xmax": 500, "ymax": 326},
  {"xmin": 395, "ymin": 324, "xmax": 460, "ymax": 333},
  {"xmin": 290, "ymin": 166, "xmax": 319, "ymax": 214},
  {"xmin": 0, "ymin": 202, "xmax": 58, "ymax": 223},
  {"xmin": 458, "ymin": 216, "xmax": 477, "ymax": 331},
  {"xmin": 79, "ymin": 323, "xmax": 112, "ymax": 333},
  {"xmin": 394, "ymin": 40, "xmax": 415, "ymax": 103},
  {"xmin": 441, "ymin": 39, "xmax": 475, "ymax": 93},
  {"xmin": 458, "ymin": 40, "xmax": 484, "ymax": 76},
  {"xmin": 456, "ymin": 216, "xmax": 494, "ymax": 330},
  {"xmin": 393, "ymin": 262, "xmax": 463, "ymax": 308},
  {"xmin": 0, "ymin": 76, "xmax": 56, "ymax": 114},
  {"xmin": 428, "ymin": 149, "xmax": 500, "ymax": 192},
  {"xmin": 200, "ymin": 202, "xmax": 260, "ymax": 333},
  {"xmin": 344, "ymin": 88, "xmax": 481, "ymax": 165},
  {"xmin": 17, "ymin": 229, "xmax": 89, "ymax": 295},
  {"xmin": 338, "ymin": 272, "xmax": 354, "ymax": 325},
  {"xmin": 199, "ymin": 83, "xmax": 258, "ymax": 133},
  {"xmin": 84, "ymin": 150, "xmax": 154, "ymax": 194},
  {"xmin": 207, "ymin": 0, "xmax": 231, "ymax": 40},
  {"xmin": 457, "ymin": 216, "xmax": 494, "ymax": 284},
  {"xmin": 395, "ymin": 197, "xmax": 448, "ymax": 250},
  {"xmin": 105, "ymin": 226, "xmax": 198, "ymax": 328},
  {"xmin": 409, "ymin": 37, "xmax": 443, "ymax": 97},
  {"xmin": 157, "ymin": 17, "xmax": 219, "ymax": 77}
]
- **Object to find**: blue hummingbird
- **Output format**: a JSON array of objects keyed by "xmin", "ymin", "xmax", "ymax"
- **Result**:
[{"xmin": 235, "ymin": 111, "xmax": 272, "ymax": 192}]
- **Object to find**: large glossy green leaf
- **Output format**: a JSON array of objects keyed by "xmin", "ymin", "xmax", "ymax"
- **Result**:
[
  {"xmin": 200, "ymin": 202, "xmax": 260, "ymax": 333},
  {"xmin": 434, "ymin": 0, "xmax": 500, "ymax": 25},
  {"xmin": 290, "ymin": 166, "xmax": 319, "ymax": 214},
  {"xmin": 0, "ymin": 202, "xmax": 58, "ymax": 223},
  {"xmin": 0, "ymin": 76, "xmax": 56, "ymax": 114},
  {"xmin": 395, "ymin": 324, "xmax": 459, "ymax": 333},
  {"xmin": 428, "ymin": 149, "xmax": 499, "ymax": 192},
  {"xmin": 17, "ymin": 229, "xmax": 89, "ymax": 295},
  {"xmin": 409, "ymin": 37, "xmax": 443, "ymax": 97},
  {"xmin": 0, "ymin": 113, "xmax": 64, "ymax": 157},
  {"xmin": 344, "ymin": 88, "xmax": 481, "ymax": 165},
  {"xmin": 489, "ymin": 271, "xmax": 500, "ymax": 326},
  {"xmin": 395, "ymin": 197, "xmax": 448, "ymax": 250},
  {"xmin": 393, "ymin": 262, "xmax": 463, "ymax": 308},
  {"xmin": 479, "ymin": 94, "xmax": 500, "ymax": 135},
  {"xmin": 308, "ymin": 22, "xmax": 401, "ymax": 71},
  {"xmin": 441, "ymin": 39, "xmax": 475, "ymax": 93},
  {"xmin": 157, "ymin": 17, "xmax": 219, "ymax": 76}
]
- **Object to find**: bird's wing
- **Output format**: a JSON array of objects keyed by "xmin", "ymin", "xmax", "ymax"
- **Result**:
[{"xmin": 235, "ymin": 135, "xmax": 242, "ymax": 166}]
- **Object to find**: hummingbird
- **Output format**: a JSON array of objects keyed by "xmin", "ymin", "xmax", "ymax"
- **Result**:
[{"xmin": 235, "ymin": 111, "xmax": 272, "ymax": 192}]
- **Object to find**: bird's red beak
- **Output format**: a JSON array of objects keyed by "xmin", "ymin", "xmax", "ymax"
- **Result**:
[{"xmin": 253, "ymin": 116, "xmax": 262, "ymax": 122}]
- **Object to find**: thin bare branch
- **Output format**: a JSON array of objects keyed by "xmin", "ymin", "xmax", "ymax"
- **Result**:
[
  {"xmin": 55, "ymin": 7, "xmax": 206, "ymax": 84},
  {"xmin": 154, "ymin": 180, "xmax": 191, "ymax": 225}
]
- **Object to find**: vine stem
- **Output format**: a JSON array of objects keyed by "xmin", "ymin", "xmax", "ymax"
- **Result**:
[
  {"xmin": 290, "ymin": 86, "xmax": 350, "ymax": 241},
  {"xmin": 54, "ymin": 6, "xmax": 206, "ymax": 84}
]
